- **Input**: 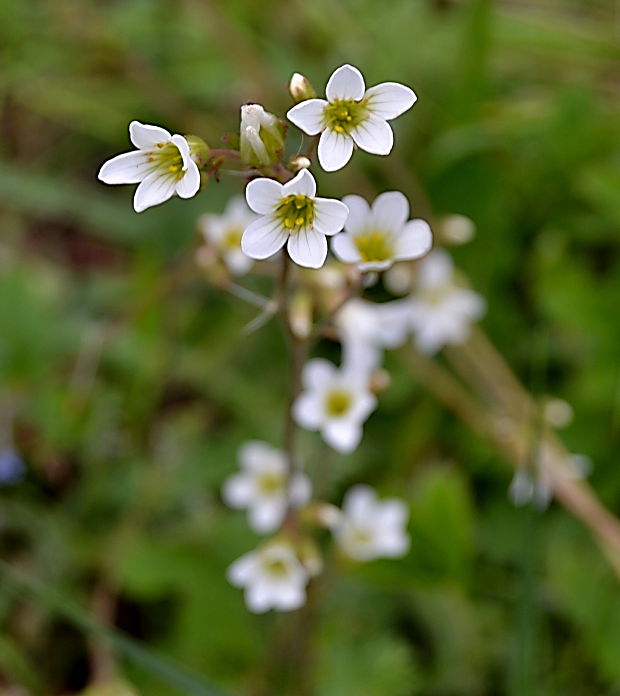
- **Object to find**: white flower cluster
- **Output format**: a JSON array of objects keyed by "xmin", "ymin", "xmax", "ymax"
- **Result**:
[
  {"xmin": 223, "ymin": 443, "xmax": 411, "ymax": 613},
  {"xmin": 98, "ymin": 62, "xmax": 489, "ymax": 616}
]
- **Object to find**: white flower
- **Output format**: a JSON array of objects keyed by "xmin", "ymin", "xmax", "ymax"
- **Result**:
[
  {"xmin": 242, "ymin": 169, "xmax": 348, "ymax": 269},
  {"xmin": 227, "ymin": 542, "xmax": 309, "ymax": 613},
  {"xmin": 406, "ymin": 250, "xmax": 486, "ymax": 354},
  {"xmin": 239, "ymin": 104, "xmax": 285, "ymax": 167},
  {"xmin": 332, "ymin": 485, "xmax": 410, "ymax": 561},
  {"xmin": 198, "ymin": 196, "xmax": 258, "ymax": 275},
  {"xmin": 332, "ymin": 191, "xmax": 432, "ymax": 271},
  {"xmin": 98, "ymin": 121, "xmax": 201, "ymax": 212},
  {"xmin": 335, "ymin": 298, "xmax": 409, "ymax": 374},
  {"xmin": 292, "ymin": 358, "xmax": 377, "ymax": 453},
  {"xmin": 287, "ymin": 64, "xmax": 416, "ymax": 172},
  {"xmin": 222, "ymin": 441, "xmax": 311, "ymax": 534}
]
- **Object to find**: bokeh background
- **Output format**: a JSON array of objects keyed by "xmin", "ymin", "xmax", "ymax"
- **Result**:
[{"xmin": 1, "ymin": 0, "xmax": 620, "ymax": 694}]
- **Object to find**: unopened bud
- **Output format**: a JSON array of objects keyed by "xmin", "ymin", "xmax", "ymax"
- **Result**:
[
  {"xmin": 441, "ymin": 214, "xmax": 475, "ymax": 245},
  {"xmin": 290, "ymin": 290, "xmax": 313, "ymax": 339},
  {"xmin": 289, "ymin": 73, "xmax": 317, "ymax": 102},
  {"xmin": 239, "ymin": 104, "xmax": 286, "ymax": 168},
  {"xmin": 369, "ymin": 368, "xmax": 391, "ymax": 394},
  {"xmin": 185, "ymin": 135, "xmax": 210, "ymax": 167},
  {"xmin": 289, "ymin": 155, "xmax": 312, "ymax": 172}
]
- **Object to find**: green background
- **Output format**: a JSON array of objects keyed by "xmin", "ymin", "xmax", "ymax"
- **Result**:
[{"xmin": 1, "ymin": 1, "xmax": 620, "ymax": 694}]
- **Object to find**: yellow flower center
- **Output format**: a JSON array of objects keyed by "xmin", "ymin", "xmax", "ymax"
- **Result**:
[
  {"xmin": 222, "ymin": 226, "xmax": 243, "ymax": 250},
  {"xmin": 263, "ymin": 557, "xmax": 290, "ymax": 577},
  {"xmin": 324, "ymin": 98, "xmax": 369, "ymax": 135},
  {"xmin": 325, "ymin": 389, "xmax": 352, "ymax": 416},
  {"xmin": 354, "ymin": 230, "xmax": 395, "ymax": 264},
  {"xmin": 147, "ymin": 142, "xmax": 185, "ymax": 180},
  {"xmin": 257, "ymin": 471, "xmax": 284, "ymax": 495},
  {"xmin": 276, "ymin": 194, "xmax": 315, "ymax": 232}
]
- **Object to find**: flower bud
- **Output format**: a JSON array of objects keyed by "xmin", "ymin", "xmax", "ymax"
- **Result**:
[
  {"xmin": 289, "ymin": 155, "xmax": 312, "ymax": 172},
  {"xmin": 289, "ymin": 73, "xmax": 317, "ymax": 103},
  {"xmin": 440, "ymin": 214, "xmax": 475, "ymax": 245},
  {"xmin": 239, "ymin": 104, "xmax": 286, "ymax": 168},
  {"xmin": 184, "ymin": 135, "xmax": 211, "ymax": 167}
]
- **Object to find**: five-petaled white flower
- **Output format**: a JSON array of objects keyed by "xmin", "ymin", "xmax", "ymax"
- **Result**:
[
  {"xmin": 287, "ymin": 64, "xmax": 416, "ymax": 172},
  {"xmin": 332, "ymin": 191, "xmax": 432, "ymax": 271},
  {"xmin": 331, "ymin": 485, "xmax": 410, "ymax": 561},
  {"xmin": 98, "ymin": 121, "xmax": 200, "ymax": 212},
  {"xmin": 198, "ymin": 196, "xmax": 258, "ymax": 275},
  {"xmin": 242, "ymin": 169, "xmax": 349, "ymax": 269},
  {"xmin": 405, "ymin": 250, "xmax": 486, "ymax": 354},
  {"xmin": 292, "ymin": 358, "xmax": 377, "ymax": 453},
  {"xmin": 222, "ymin": 441, "xmax": 311, "ymax": 534},
  {"xmin": 227, "ymin": 542, "xmax": 309, "ymax": 613}
]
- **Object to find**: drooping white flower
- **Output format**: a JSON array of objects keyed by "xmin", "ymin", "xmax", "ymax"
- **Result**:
[
  {"xmin": 405, "ymin": 250, "xmax": 486, "ymax": 354},
  {"xmin": 331, "ymin": 191, "xmax": 432, "ymax": 271},
  {"xmin": 198, "ymin": 196, "xmax": 258, "ymax": 275},
  {"xmin": 334, "ymin": 298, "xmax": 409, "ymax": 374},
  {"xmin": 98, "ymin": 121, "xmax": 201, "ymax": 212},
  {"xmin": 239, "ymin": 104, "xmax": 286, "ymax": 168},
  {"xmin": 222, "ymin": 441, "xmax": 311, "ymax": 534},
  {"xmin": 292, "ymin": 358, "xmax": 377, "ymax": 453},
  {"xmin": 242, "ymin": 169, "xmax": 348, "ymax": 269},
  {"xmin": 227, "ymin": 542, "xmax": 309, "ymax": 613},
  {"xmin": 287, "ymin": 64, "xmax": 416, "ymax": 172},
  {"xmin": 332, "ymin": 485, "xmax": 410, "ymax": 561}
]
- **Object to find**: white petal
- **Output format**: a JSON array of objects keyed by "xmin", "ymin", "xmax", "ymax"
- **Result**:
[
  {"xmin": 343, "ymin": 485, "xmax": 377, "ymax": 520},
  {"xmin": 241, "ymin": 216, "xmax": 288, "ymax": 260},
  {"xmin": 331, "ymin": 233, "xmax": 361, "ymax": 264},
  {"xmin": 418, "ymin": 250, "xmax": 453, "ymax": 288},
  {"xmin": 287, "ymin": 228, "xmax": 327, "ymax": 269},
  {"xmin": 292, "ymin": 393, "xmax": 324, "ymax": 430},
  {"xmin": 378, "ymin": 531, "xmax": 410, "ymax": 557},
  {"xmin": 175, "ymin": 161, "xmax": 200, "ymax": 199},
  {"xmin": 317, "ymin": 129, "xmax": 354, "ymax": 172},
  {"xmin": 341, "ymin": 195, "xmax": 371, "ymax": 235},
  {"xmin": 246, "ymin": 582, "xmax": 275, "ymax": 613},
  {"xmin": 323, "ymin": 419, "xmax": 362, "ymax": 454},
  {"xmin": 301, "ymin": 358, "xmax": 336, "ymax": 390},
  {"xmin": 350, "ymin": 116, "xmax": 394, "ymax": 155},
  {"xmin": 372, "ymin": 191, "xmax": 409, "ymax": 231},
  {"xmin": 227, "ymin": 552, "xmax": 257, "ymax": 587},
  {"xmin": 133, "ymin": 172, "xmax": 177, "ymax": 212},
  {"xmin": 348, "ymin": 390, "xmax": 377, "ymax": 422},
  {"xmin": 239, "ymin": 441, "xmax": 280, "ymax": 471},
  {"xmin": 282, "ymin": 168, "xmax": 316, "ymax": 197},
  {"xmin": 245, "ymin": 178, "xmax": 283, "ymax": 215},
  {"xmin": 129, "ymin": 121, "xmax": 171, "ymax": 149},
  {"xmin": 286, "ymin": 99, "xmax": 328, "ymax": 135},
  {"xmin": 222, "ymin": 474, "xmax": 253, "ymax": 508},
  {"xmin": 273, "ymin": 583, "xmax": 306, "ymax": 611},
  {"xmin": 326, "ymin": 64, "xmax": 365, "ymax": 101},
  {"xmin": 313, "ymin": 198, "xmax": 349, "ymax": 236},
  {"xmin": 225, "ymin": 250, "xmax": 253, "ymax": 276},
  {"xmin": 395, "ymin": 220, "xmax": 433, "ymax": 261},
  {"xmin": 249, "ymin": 500, "xmax": 286, "ymax": 534},
  {"xmin": 364, "ymin": 82, "xmax": 417, "ymax": 120},
  {"xmin": 377, "ymin": 499, "xmax": 409, "ymax": 529},
  {"xmin": 98, "ymin": 151, "xmax": 151, "ymax": 184},
  {"xmin": 289, "ymin": 474, "xmax": 312, "ymax": 506}
]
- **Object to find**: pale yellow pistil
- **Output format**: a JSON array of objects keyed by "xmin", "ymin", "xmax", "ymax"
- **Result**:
[
  {"xmin": 262, "ymin": 557, "xmax": 290, "ymax": 577},
  {"xmin": 354, "ymin": 230, "xmax": 395, "ymax": 264},
  {"xmin": 324, "ymin": 98, "xmax": 369, "ymax": 135},
  {"xmin": 147, "ymin": 142, "xmax": 185, "ymax": 180},
  {"xmin": 276, "ymin": 194, "xmax": 315, "ymax": 233},
  {"xmin": 325, "ymin": 389, "xmax": 352, "ymax": 417}
]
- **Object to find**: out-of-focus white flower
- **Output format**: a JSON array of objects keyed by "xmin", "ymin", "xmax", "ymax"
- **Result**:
[
  {"xmin": 98, "ymin": 121, "xmax": 201, "ymax": 212},
  {"xmin": 287, "ymin": 64, "xmax": 416, "ymax": 172},
  {"xmin": 509, "ymin": 446, "xmax": 591, "ymax": 510},
  {"xmin": 198, "ymin": 196, "xmax": 258, "ymax": 275},
  {"xmin": 292, "ymin": 358, "xmax": 377, "ymax": 453},
  {"xmin": 331, "ymin": 485, "xmax": 410, "ymax": 561},
  {"xmin": 239, "ymin": 104, "xmax": 286, "ymax": 168},
  {"xmin": 334, "ymin": 298, "xmax": 409, "ymax": 374},
  {"xmin": 227, "ymin": 542, "xmax": 309, "ymax": 613},
  {"xmin": 242, "ymin": 169, "xmax": 349, "ymax": 269},
  {"xmin": 440, "ymin": 214, "xmax": 476, "ymax": 245},
  {"xmin": 331, "ymin": 192, "xmax": 432, "ymax": 271},
  {"xmin": 222, "ymin": 441, "xmax": 311, "ymax": 534},
  {"xmin": 406, "ymin": 250, "xmax": 486, "ymax": 354}
]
